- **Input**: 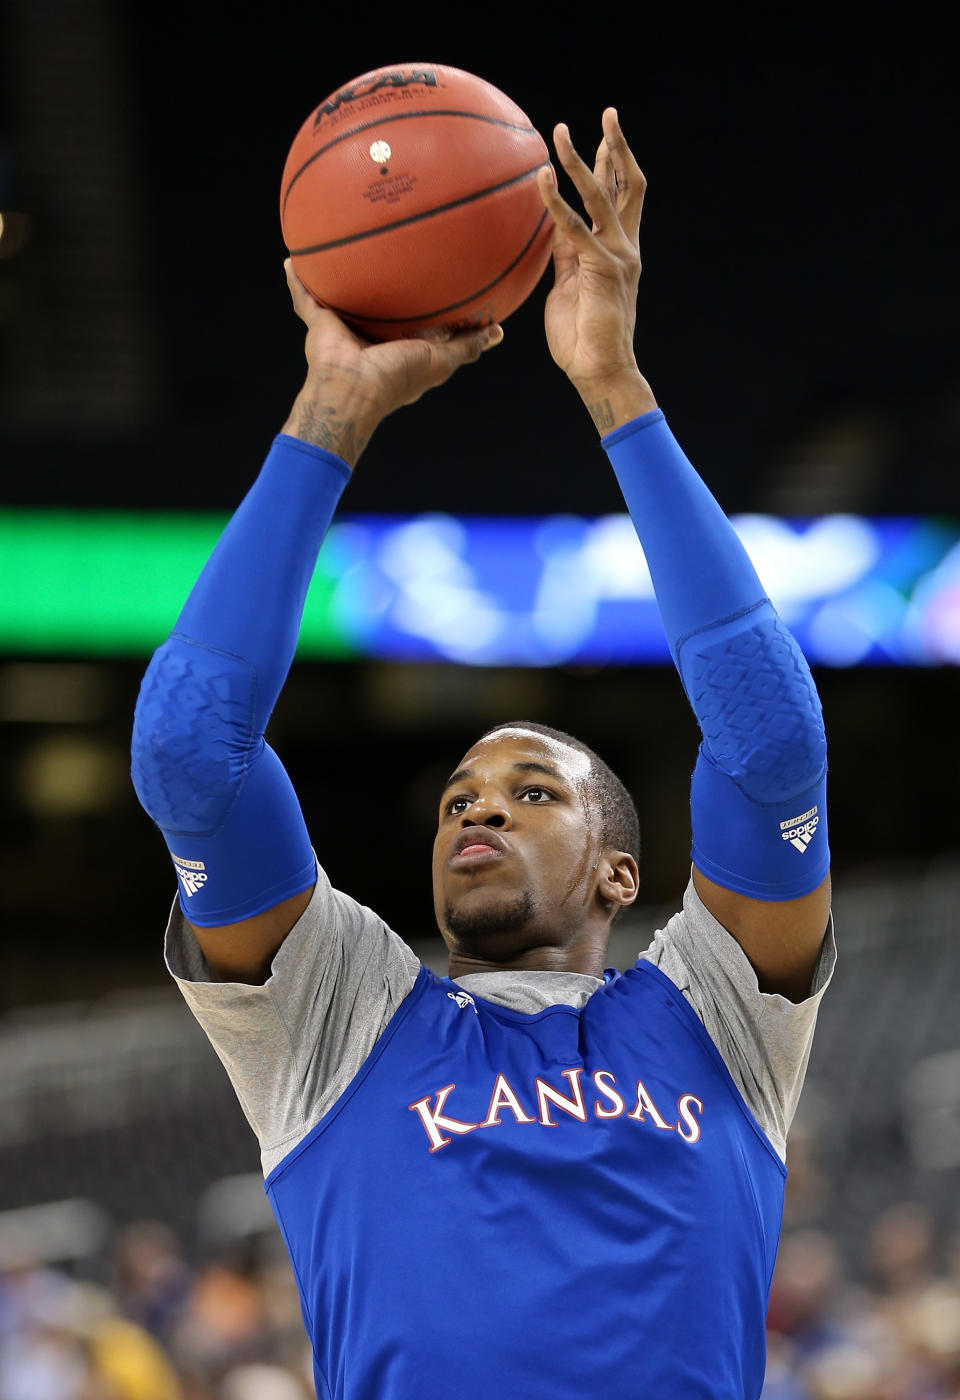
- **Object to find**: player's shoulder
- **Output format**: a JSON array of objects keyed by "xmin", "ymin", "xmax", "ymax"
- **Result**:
[{"xmin": 634, "ymin": 881, "xmax": 703, "ymax": 981}]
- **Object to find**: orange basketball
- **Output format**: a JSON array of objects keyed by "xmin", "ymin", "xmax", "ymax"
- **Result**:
[{"xmin": 279, "ymin": 62, "xmax": 555, "ymax": 340}]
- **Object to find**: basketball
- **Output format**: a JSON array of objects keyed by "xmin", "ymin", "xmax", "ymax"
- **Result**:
[{"xmin": 279, "ymin": 63, "xmax": 555, "ymax": 340}]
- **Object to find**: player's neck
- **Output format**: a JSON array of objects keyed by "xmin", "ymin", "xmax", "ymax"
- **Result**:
[{"xmin": 447, "ymin": 934, "xmax": 609, "ymax": 982}]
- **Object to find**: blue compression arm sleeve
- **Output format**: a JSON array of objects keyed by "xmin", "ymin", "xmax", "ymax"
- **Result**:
[
  {"xmin": 131, "ymin": 434, "xmax": 350, "ymax": 924},
  {"xmin": 603, "ymin": 410, "xmax": 829, "ymax": 899}
]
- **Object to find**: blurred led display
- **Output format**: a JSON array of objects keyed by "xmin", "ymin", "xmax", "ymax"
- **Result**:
[{"xmin": 2, "ymin": 509, "xmax": 959, "ymax": 665}]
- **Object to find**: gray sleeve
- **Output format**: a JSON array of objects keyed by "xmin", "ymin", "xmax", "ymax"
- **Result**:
[
  {"xmin": 164, "ymin": 858, "xmax": 421, "ymax": 1176},
  {"xmin": 638, "ymin": 875, "xmax": 836, "ymax": 1163}
]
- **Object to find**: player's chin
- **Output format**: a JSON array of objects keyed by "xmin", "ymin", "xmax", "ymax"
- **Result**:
[
  {"xmin": 441, "ymin": 888, "xmax": 538, "ymax": 946},
  {"xmin": 440, "ymin": 871, "xmax": 513, "ymax": 920}
]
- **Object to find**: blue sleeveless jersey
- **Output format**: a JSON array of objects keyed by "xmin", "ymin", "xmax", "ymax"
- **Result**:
[{"xmin": 265, "ymin": 960, "xmax": 786, "ymax": 1399}]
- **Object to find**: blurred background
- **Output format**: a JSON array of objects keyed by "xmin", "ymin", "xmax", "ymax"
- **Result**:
[{"xmin": 2, "ymin": 6, "xmax": 959, "ymax": 1398}]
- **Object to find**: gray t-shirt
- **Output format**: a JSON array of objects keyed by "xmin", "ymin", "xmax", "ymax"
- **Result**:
[{"xmin": 166, "ymin": 862, "xmax": 835, "ymax": 1176}]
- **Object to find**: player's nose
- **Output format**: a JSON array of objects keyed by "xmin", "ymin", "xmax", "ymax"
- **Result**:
[{"xmin": 460, "ymin": 794, "xmax": 511, "ymax": 829}]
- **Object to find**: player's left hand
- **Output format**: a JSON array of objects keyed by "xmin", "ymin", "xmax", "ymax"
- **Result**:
[{"xmin": 536, "ymin": 110, "xmax": 655, "ymax": 426}]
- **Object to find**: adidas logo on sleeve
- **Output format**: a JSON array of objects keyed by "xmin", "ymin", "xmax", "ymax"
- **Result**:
[
  {"xmin": 779, "ymin": 807, "xmax": 819, "ymax": 853},
  {"xmin": 172, "ymin": 854, "xmax": 208, "ymax": 897}
]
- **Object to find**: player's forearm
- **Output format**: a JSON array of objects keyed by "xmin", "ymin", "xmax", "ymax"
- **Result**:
[
  {"xmin": 132, "ymin": 434, "xmax": 348, "ymax": 822},
  {"xmin": 604, "ymin": 411, "xmax": 829, "ymax": 898},
  {"xmin": 171, "ymin": 436, "xmax": 350, "ymax": 715},
  {"xmin": 603, "ymin": 411, "xmax": 767, "ymax": 662}
]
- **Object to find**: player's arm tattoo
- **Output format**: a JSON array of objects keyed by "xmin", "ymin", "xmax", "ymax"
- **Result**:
[
  {"xmin": 286, "ymin": 402, "xmax": 367, "ymax": 465},
  {"xmin": 586, "ymin": 399, "xmax": 616, "ymax": 432}
]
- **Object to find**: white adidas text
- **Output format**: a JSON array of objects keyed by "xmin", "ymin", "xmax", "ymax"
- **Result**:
[
  {"xmin": 172, "ymin": 855, "xmax": 208, "ymax": 897},
  {"xmin": 780, "ymin": 807, "xmax": 819, "ymax": 854}
]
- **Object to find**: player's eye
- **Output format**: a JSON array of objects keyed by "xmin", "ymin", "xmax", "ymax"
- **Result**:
[
  {"xmin": 520, "ymin": 786, "xmax": 553, "ymax": 804},
  {"xmin": 446, "ymin": 795, "xmax": 473, "ymax": 815}
]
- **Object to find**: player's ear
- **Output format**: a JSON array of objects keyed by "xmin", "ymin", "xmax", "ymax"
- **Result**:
[{"xmin": 597, "ymin": 851, "xmax": 639, "ymax": 913}]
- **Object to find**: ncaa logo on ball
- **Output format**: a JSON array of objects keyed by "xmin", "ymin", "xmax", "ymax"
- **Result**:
[{"xmin": 369, "ymin": 140, "xmax": 392, "ymax": 164}]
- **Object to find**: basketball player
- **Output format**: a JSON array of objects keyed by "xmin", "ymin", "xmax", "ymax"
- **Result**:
[{"xmin": 131, "ymin": 111, "xmax": 833, "ymax": 1398}]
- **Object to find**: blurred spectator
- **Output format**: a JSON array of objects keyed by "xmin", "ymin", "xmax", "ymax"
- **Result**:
[
  {"xmin": 782, "ymin": 1129, "xmax": 834, "ymax": 1230},
  {"xmin": 761, "ymin": 1207, "xmax": 960, "ymax": 1400},
  {"xmin": 86, "ymin": 1308, "xmax": 184, "ymax": 1400},
  {"xmin": 867, "ymin": 1203, "xmax": 938, "ymax": 1300},
  {"xmin": 800, "ymin": 1338, "xmax": 901, "ymax": 1399},
  {"xmin": 0, "ymin": 1263, "xmax": 183, "ymax": 1399},
  {"xmin": 217, "ymin": 1363, "xmax": 312, "ymax": 1400},
  {"xmin": 0, "ymin": 1263, "xmax": 92, "ymax": 1400},
  {"xmin": 763, "ymin": 1331, "xmax": 815, "ymax": 1399},
  {"xmin": 902, "ymin": 1279, "xmax": 960, "ymax": 1390},
  {"xmin": 112, "ymin": 1220, "xmax": 192, "ymax": 1347},
  {"xmin": 767, "ymin": 1230, "xmax": 863, "ymax": 1361},
  {"xmin": 164, "ymin": 1250, "xmax": 292, "ymax": 1397}
]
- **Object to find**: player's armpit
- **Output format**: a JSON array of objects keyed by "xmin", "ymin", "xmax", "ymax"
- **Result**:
[
  {"xmin": 187, "ymin": 883, "xmax": 316, "ymax": 984},
  {"xmin": 691, "ymin": 867, "xmax": 832, "ymax": 1003}
]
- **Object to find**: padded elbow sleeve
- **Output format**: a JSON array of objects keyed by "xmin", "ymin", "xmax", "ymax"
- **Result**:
[
  {"xmin": 131, "ymin": 635, "xmax": 315, "ymax": 924},
  {"xmin": 604, "ymin": 411, "xmax": 829, "ymax": 899},
  {"xmin": 680, "ymin": 602, "xmax": 829, "ymax": 899}
]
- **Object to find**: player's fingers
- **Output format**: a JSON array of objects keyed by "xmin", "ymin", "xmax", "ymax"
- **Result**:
[
  {"xmin": 551, "ymin": 123, "xmax": 620, "ymax": 244},
  {"xmin": 285, "ymin": 260, "xmax": 373, "ymax": 353},
  {"xmin": 369, "ymin": 323, "xmax": 502, "ymax": 408},
  {"xmin": 434, "ymin": 323, "xmax": 505, "ymax": 373},
  {"xmin": 594, "ymin": 139, "xmax": 616, "ymax": 204},
  {"xmin": 404, "ymin": 324, "xmax": 503, "ymax": 398},
  {"xmin": 284, "ymin": 257, "xmax": 326, "ymax": 325},
  {"xmin": 591, "ymin": 140, "xmax": 617, "ymax": 234},
  {"xmin": 536, "ymin": 163, "xmax": 606, "ymax": 260},
  {"xmin": 600, "ymin": 108, "xmax": 646, "ymax": 241}
]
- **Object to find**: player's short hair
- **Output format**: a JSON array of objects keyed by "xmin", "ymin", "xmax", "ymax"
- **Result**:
[{"xmin": 480, "ymin": 720, "xmax": 641, "ymax": 919}]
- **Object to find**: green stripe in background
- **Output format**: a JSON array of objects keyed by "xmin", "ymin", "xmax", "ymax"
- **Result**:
[{"xmin": 0, "ymin": 509, "xmax": 354, "ymax": 657}]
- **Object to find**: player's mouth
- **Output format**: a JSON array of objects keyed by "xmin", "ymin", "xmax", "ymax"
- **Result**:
[{"xmin": 449, "ymin": 827, "xmax": 508, "ymax": 868}]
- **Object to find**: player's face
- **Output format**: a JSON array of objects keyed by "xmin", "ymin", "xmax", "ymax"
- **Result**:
[{"xmin": 432, "ymin": 730, "xmax": 606, "ymax": 963}]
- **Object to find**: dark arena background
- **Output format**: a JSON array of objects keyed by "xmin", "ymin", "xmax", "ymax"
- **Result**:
[{"xmin": 1, "ymin": 8, "xmax": 959, "ymax": 1398}]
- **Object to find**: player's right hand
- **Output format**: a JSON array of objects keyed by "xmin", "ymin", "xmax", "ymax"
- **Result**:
[{"xmin": 282, "ymin": 260, "xmax": 503, "ymax": 468}]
